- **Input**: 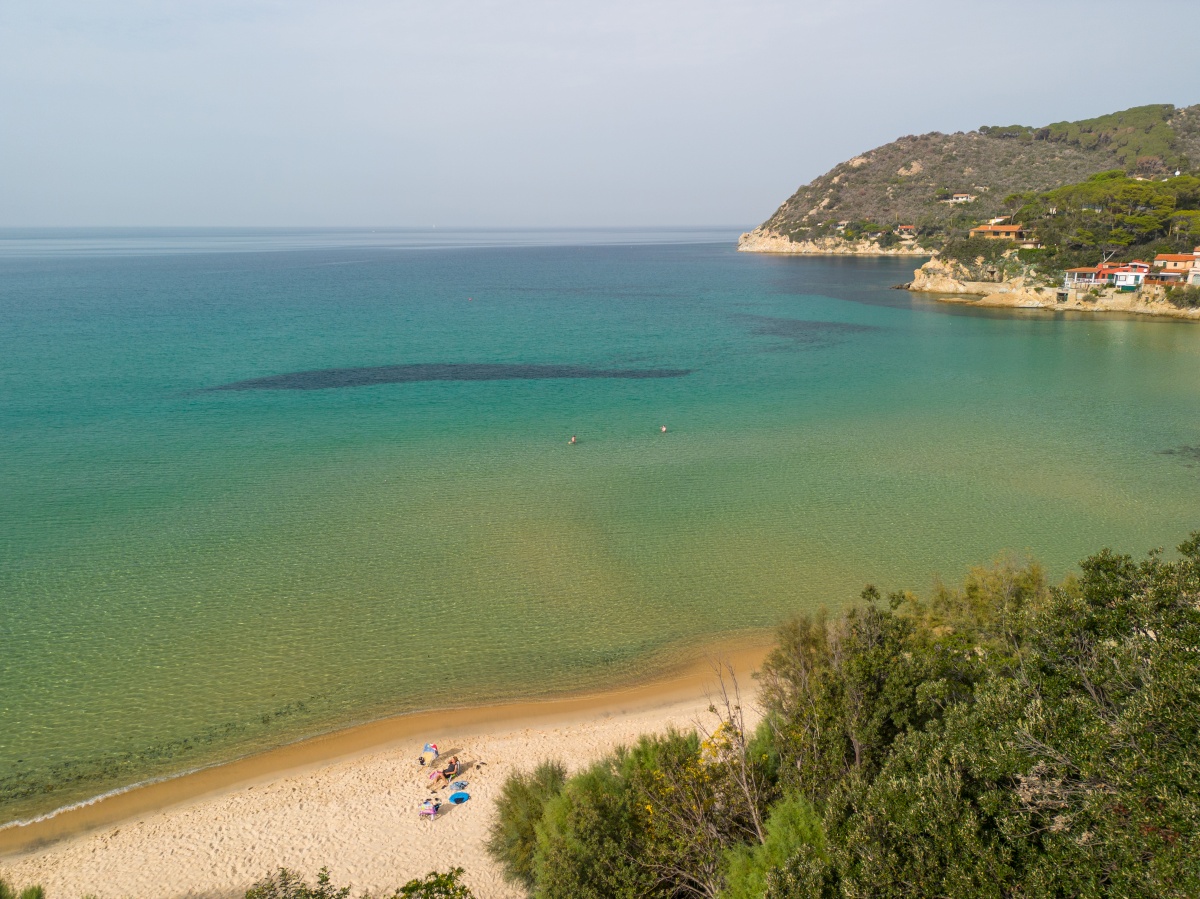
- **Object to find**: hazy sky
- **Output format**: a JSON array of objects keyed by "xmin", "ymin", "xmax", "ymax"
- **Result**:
[{"xmin": 2, "ymin": 0, "xmax": 1196, "ymax": 227}]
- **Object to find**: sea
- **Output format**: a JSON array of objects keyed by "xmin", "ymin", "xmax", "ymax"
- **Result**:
[{"xmin": 3, "ymin": 226, "xmax": 1199, "ymax": 826}]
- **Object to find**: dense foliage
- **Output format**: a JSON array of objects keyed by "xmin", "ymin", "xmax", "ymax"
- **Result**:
[
  {"xmin": 486, "ymin": 761, "xmax": 567, "ymax": 887},
  {"xmin": 1166, "ymin": 284, "xmax": 1200, "ymax": 308},
  {"xmin": 490, "ymin": 538, "xmax": 1200, "ymax": 898},
  {"xmin": 1011, "ymin": 170, "xmax": 1200, "ymax": 258},
  {"xmin": 981, "ymin": 104, "xmax": 1188, "ymax": 173},
  {"xmin": 242, "ymin": 868, "xmax": 474, "ymax": 899}
]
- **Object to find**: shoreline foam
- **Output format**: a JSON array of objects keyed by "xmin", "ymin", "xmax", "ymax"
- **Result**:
[{"xmin": 0, "ymin": 640, "xmax": 769, "ymax": 896}]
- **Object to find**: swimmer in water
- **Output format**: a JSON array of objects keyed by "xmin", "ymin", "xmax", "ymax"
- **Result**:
[
  {"xmin": 569, "ymin": 435, "xmax": 577, "ymax": 445},
  {"xmin": 661, "ymin": 425, "xmax": 667, "ymax": 433}
]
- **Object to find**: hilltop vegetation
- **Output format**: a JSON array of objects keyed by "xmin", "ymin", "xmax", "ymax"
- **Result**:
[
  {"xmin": 758, "ymin": 104, "xmax": 1200, "ymax": 242},
  {"xmin": 489, "ymin": 535, "xmax": 1200, "ymax": 899},
  {"xmin": 930, "ymin": 170, "xmax": 1200, "ymax": 277}
]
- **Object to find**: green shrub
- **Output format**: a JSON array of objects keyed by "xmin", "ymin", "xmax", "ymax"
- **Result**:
[
  {"xmin": 244, "ymin": 868, "xmax": 474, "ymax": 899},
  {"xmin": 764, "ymin": 844, "xmax": 838, "ymax": 899},
  {"xmin": 532, "ymin": 754, "xmax": 660, "ymax": 899},
  {"xmin": 391, "ymin": 869, "xmax": 474, "ymax": 899},
  {"xmin": 721, "ymin": 796, "xmax": 824, "ymax": 899},
  {"xmin": 0, "ymin": 880, "xmax": 45, "ymax": 899},
  {"xmin": 939, "ymin": 238, "xmax": 1010, "ymax": 267},
  {"xmin": 246, "ymin": 869, "xmax": 351, "ymax": 899},
  {"xmin": 1166, "ymin": 284, "xmax": 1200, "ymax": 308},
  {"xmin": 485, "ymin": 760, "xmax": 567, "ymax": 887}
]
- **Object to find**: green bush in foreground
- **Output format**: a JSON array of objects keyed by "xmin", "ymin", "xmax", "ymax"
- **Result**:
[
  {"xmin": 492, "ymin": 534, "xmax": 1200, "ymax": 899},
  {"xmin": 485, "ymin": 760, "xmax": 567, "ymax": 887},
  {"xmin": 244, "ymin": 868, "xmax": 473, "ymax": 899},
  {"xmin": 533, "ymin": 747, "xmax": 661, "ymax": 899},
  {"xmin": 721, "ymin": 795, "xmax": 824, "ymax": 899},
  {"xmin": 1166, "ymin": 284, "xmax": 1200, "ymax": 308},
  {"xmin": 0, "ymin": 879, "xmax": 45, "ymax": 899}
]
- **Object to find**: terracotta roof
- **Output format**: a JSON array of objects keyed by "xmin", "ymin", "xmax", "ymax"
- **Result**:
[
  {"xmin": 970, "ymin": 224, "xmax": 1025, "ymax": 232},
  {"xmin": 1155, "ymin": 254, "xmax": 1196, "ymax": 262},
  {"xmin": 1066, "ymin": 267, "xmax": 1099, "ymax": 273}
]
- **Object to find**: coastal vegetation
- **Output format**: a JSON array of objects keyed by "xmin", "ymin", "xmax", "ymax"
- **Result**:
[
  {"xmin": 489, "ymin": 536, "xmax": 1200, "ymax": 898},
  {"xmin": 1004, "ymin": 169, "xmax": 1200, "ymax": 264},
  {"xmin": 920, "ymin": 170, "xmax": 1200, "ymax": 298},
  {"xmin": 245, "ymin": 868, "xmax": 476, "ymax": 899},
  {"xmin": 0, "ymin": 879, "xmax": 44, "ymax": 899},
  {"xmin": 753, "ymin": 103, "xmax": 1200, "ymax": 244}
]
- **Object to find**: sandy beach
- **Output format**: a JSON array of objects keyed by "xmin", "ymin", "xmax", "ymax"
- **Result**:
[{"xmin": 0, "ymin": 649, "xmax": 765, "ymax": 899}]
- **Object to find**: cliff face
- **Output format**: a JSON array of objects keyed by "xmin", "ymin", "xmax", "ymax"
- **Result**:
[
  {"xmin": 908, "ymin": 258, "xmax": 1200, "ymax": 320},
  {"xmin": 737, "ymin": 229, "xmax": 932, "ymax": 256}
]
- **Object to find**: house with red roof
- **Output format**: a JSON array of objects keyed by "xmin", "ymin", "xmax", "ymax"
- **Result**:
[
  {"xmin": 968, "ymin": 223, "xmax": 1029, "ymax": 240},
  {"xmin": 1154, "ymin": 253, "xmax": 1196, "ymax": 272},
  {"xmin": 1063, "ymin": 260, "xmax": 1152, "ymax": 290},
  {"xmin": 1113, "ymin": 264, "xmax": 1149, "ymax": 291}
]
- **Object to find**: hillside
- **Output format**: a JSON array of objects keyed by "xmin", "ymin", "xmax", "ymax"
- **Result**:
[{"xmin": 749, "ymin": 103, "xmax": 1200, "ymax": 244}]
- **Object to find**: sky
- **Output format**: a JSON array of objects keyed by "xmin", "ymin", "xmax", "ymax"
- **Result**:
[{"xmin": 1, "ymin": 0, "xmax": 1196, "ymax": 228}]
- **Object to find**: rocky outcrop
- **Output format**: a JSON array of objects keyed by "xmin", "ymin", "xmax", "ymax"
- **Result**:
[
  {"xmin": 907, "ymin": 257, "xmax": 1046, "ymax": 301},
  {"xmin": 737, "ymin": 228, "xmax": 933, "ymax": 256},
  {"xmin": 907, "ymin": 257, "xmax": 1200, "ymax": 320}
]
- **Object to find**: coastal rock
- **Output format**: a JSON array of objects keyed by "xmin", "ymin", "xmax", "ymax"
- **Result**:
[
  {"xmin": 736, "ymin": 228, "xmax": 932, "ymax": 256},
  {"xmin": 908, "ymin": 258, "xmax": 1200, "ymax": 320}
]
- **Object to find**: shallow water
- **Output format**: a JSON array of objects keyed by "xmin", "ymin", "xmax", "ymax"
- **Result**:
[{"xmin": 3, "ymin": 229, "xmax": 1199, "ymax": 824}]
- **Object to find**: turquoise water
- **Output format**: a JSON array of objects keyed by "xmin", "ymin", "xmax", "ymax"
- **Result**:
[{"xmin": 3, "ymin": 229, "xmax": 1200, "ymax": 824}]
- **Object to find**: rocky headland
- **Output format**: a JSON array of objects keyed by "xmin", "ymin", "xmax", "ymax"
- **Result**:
[
  {"xmin": 737, "ymin": 228, "xmax": 932, "ymax": 256},
  {"xmin": 906, "ymin": 257, "xmax": 1200, "ymax": 320}
]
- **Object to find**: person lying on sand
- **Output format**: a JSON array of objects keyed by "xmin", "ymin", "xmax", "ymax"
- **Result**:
[{"xmin": 428, "ymin": 756, "xmax": 462, "ymax": 789}]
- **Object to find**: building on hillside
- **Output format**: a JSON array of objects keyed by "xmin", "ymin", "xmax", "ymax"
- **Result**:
[
  {"xmin": 1064, "ymin": 267, "xmax": 1105, "ymax": 287},
  {"xmin": 1064, "ymin": 260, "xmax": 1152, "ymax": 291},
  {"xmin": 1095, "ymin": 260, "xmax": 1149, "ymax": 278},
  {"xmin": 1112, "ymin": 267, "xmax": 1147, "ymax": 291},
  {"xmin": 1154, "ymin": 253, "xmax": 1196, "ymax": 273},
  {"xmin": 943, "ymin": 192, "xmax": 977, "ymax": 204},
  {"xmin": 968, "ymin": 224, "xmax": 1029, "ymax": 240},
  {"xmin": 1146, "ymin": 271, "xmax": 1185, "ymax": 285}
]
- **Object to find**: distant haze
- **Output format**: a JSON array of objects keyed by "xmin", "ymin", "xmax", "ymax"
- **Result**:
[{"xmin": 1, "ymin": 0, "xmax": 1195, "ymax": 227}]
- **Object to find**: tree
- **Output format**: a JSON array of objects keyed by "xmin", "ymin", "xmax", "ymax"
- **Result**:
[
  {"xmin": 485, "ymin": 761, "xmax": 566, "ymax": 888},
  {"xmin": 533, "ymin": 754, "xmax": 660, "ymax": 899}
]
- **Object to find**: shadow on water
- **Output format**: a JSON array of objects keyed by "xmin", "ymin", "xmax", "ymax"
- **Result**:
[
  {"xmin": 737, "ymin": 313, "xmax": 880, "ymax": 350},
  {"xmin": 1160, "ymin": 445, "xmax": 1200, "ymax": 467},
  {"xmin": 204, "ymin": 363, "xmax": 694, "ymax": 391}
]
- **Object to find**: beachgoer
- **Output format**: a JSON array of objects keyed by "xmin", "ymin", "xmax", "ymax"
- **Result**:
[
  {"xmin": 660, "ymin": 425, "xmax": 667, "ymax": 433},
  {"xmin": 429, "ymin": 756, "xmax": 462, "ymax": 789},
  {"xmin": 569, "ymin": 435, "xmax": 577, "ymax": 445}
]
